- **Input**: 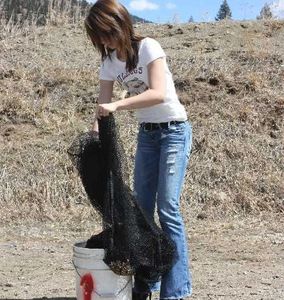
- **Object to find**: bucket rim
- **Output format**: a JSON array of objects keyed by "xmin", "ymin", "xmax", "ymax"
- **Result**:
[{"xmin": 73, "ymin": 241, "xmax": 105, "ymax": 257}]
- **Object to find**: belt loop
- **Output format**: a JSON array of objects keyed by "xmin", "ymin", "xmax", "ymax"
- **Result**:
[
  {"xmin": 141, "ymin": 122, "xmax": 146, "ymax": 132},
  {"xmin": 146, "ymin": 122, "xmax": 150, "ymax": 132}
]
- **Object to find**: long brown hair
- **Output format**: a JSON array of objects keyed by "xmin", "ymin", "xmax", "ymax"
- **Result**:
[{"xmin": 85, "ymin": 0, "xmax": 144, "ymax": 72}]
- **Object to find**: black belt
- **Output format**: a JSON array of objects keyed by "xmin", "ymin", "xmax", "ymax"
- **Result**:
[{"xmin": 140, "ymin": 121, "xmax": 185, "ymax": 131}]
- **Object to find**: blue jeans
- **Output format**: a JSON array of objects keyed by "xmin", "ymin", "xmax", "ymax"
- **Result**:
[{"xmin": 133, "ymin": 121, "xmax": 193, "ymax": 299}]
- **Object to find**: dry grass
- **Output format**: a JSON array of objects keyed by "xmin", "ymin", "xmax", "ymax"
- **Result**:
[{"xmin": 0, "ymin": 18, "xmax": 283, "ymax": 224}]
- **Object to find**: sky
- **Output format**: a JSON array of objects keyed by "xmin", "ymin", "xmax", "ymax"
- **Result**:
[{"xmin": 90, "ymin": 0, "xmax": 284, "ymax": 23}]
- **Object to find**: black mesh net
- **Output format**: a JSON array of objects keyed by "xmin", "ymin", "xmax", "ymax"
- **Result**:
[{"xmin": 67, "ymin": 114, "xmax": 175, "ymax": 284}]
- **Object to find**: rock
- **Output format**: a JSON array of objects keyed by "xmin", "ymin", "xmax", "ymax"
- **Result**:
[
  {"xmin": 197, "ymin": 212, "xmax": 208, "ymax": 220},
  {"xmin": 193, "ymin": 25, "xmax": 200, "ymax": 32},
  {"xmin": 5, "ymin": 283, "xmax": 14, "ymax": 287},
  {"xmin": 174, "ymin": 78, "xmax": 191, "ymax": 91},
  {"xmin": 204, "ymin": 46, "xmax": 219, "ymax": 52},
  {"xmin": 270, "ymin": 131, "xmax": 278, "ymax": 139},
  {"xmin": 208, "ymin": 77, "xmax": 220, "ymax": 86},
  {"xmin": 175, "ymin": 28, "xmax": 184, "ymax": 34},
  {"xmin": 182, "ymin": 42, "xmax": 192, "ymax": 48},
  {"xmin": 195, "ymin": 76, "xmax": 206, "ymax": 82}
]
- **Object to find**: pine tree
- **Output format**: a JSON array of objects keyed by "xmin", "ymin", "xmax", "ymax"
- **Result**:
[
  {"xmin": 188, "ymin": 15, "xmax": 194, "ymax": 23},
  {"xmin": 215, "ymin": 0, "xmax": 232, "ymax": 21},
  {"xmin": 257, "ymin": 3, "xmax": 273, "ymax": 20}
]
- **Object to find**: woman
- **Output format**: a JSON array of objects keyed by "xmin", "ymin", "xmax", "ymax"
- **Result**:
[{"xmin": 85, "ymin": 1, "xmax": 193, "ymax": 299}]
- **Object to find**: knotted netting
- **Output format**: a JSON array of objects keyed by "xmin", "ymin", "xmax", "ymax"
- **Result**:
[{"xmin": 67, "ymin": 114, "xmax": 175, "ymax": 284}]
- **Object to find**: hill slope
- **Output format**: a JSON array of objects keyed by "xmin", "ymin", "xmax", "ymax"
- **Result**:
[
  {"xmin": 131, "ymin": 14, "xmax": 152, "ymax": 23},
  {"xmin": 0, "ymin": 20, "xmax": 283, "ymax": 222},
  {"xmin": 0, "ymin": 0, "xmax": 151, "ymax": 25}
]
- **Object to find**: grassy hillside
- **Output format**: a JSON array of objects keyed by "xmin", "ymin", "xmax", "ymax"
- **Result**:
[
  {"xmin": 0, "ymin": 19, "xmax": 283, "ymax": 224},
  {"xmin": 0, "ymin": 0, "xmax": 150, "ymax": 26},
  {"xmin": 131, "ymin": 14, "xmax": 152, "ymax": 23}
]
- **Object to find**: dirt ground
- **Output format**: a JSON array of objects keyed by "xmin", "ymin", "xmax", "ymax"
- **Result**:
[{"xmin": 0, "ymin": 214, "xmax": 283, "ymax": 300}]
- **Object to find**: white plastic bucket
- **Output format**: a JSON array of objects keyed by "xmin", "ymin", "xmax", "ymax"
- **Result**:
[{"xmin": 73, "ymin": 241, "xmax": 132, "ymax": 300}]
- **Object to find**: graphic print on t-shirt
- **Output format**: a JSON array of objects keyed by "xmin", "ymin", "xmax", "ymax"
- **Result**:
[{"xmin": 122, "ymin": 77, "xmax": 149, "ymax": 98}]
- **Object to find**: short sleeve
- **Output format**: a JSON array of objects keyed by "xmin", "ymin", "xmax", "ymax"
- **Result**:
[
  {"xmin": 141, "ymin": 38, "xmax": 166, "ymax": 66},
  {"xmin": 99, "ymin": 59, "xmax": 115, "ymax": 81}
]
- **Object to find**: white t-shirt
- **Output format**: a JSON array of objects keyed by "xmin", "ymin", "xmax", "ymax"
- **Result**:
[{"xmin": 99, "ymin": 37, "xmax": 187, "ymax": 123}]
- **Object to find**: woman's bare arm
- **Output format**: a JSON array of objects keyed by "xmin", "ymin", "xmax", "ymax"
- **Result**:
[{"xmin": 92, "ymin": 80, "xmax": 114, "ymax": 131}]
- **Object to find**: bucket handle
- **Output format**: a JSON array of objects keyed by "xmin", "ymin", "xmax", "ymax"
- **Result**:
[{"xmin": 72, "ymin": 260, "xmax": 132, "ymax": 298}]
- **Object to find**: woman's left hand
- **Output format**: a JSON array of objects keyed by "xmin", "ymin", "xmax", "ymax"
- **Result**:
[{"xmin": 96, "ymin": 102, "xmax": 118, "ymax": 118}]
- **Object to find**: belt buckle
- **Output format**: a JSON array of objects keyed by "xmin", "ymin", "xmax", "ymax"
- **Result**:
[{"xmin": 168, "ymin": 121, "xmax": 177, "ymax": 130}]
